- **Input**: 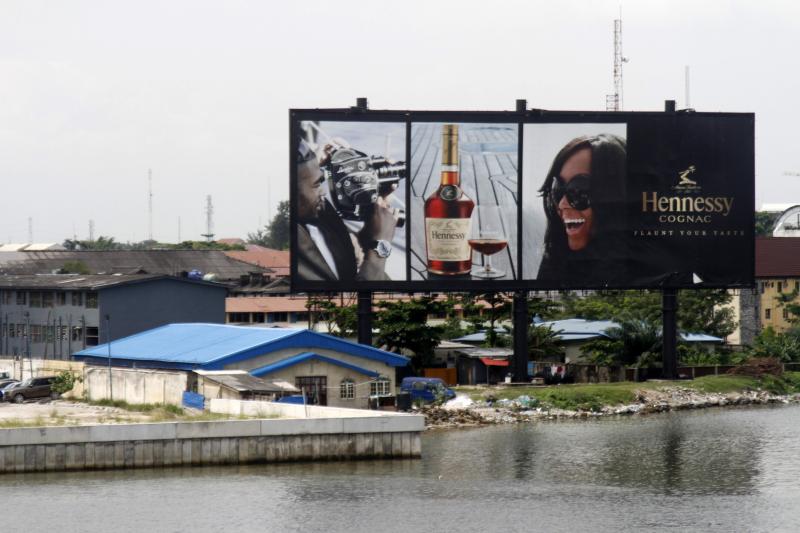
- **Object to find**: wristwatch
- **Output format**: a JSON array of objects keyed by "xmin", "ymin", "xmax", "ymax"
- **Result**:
[{"xmin": 366, "ymin": 239, "xmax": 392, "ymax": 258}]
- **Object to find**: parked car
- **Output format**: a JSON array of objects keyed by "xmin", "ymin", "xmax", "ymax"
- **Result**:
[
  {"xmin": 0, "ymin": 379, "xmax": 19, "ymax": 401},
  {"xmin": 400, "ymin": 377, "xmax": 455, "ymax": 404},
  {"xmin": 2, "ymin": 377, "xmax": 58, "ymax": 403}
]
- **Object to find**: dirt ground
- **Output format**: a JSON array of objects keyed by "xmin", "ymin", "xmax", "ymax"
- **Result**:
[{"xmin": 0, "ymin": 399, "xmax": 163, "ymax": 426}]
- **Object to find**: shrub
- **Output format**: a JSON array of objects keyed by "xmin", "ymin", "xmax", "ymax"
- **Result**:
[
  {"xmin": 727, "ymin": 357, "xmax": 783, "ymax": 378},
  {"xmin": 52, "ymin": 371, "xmax": 83, "ymax": 395}
]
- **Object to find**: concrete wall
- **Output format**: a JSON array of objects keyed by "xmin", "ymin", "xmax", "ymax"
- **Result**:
[
  {"xmin": 99, "ymin": 278, "xmax": 226, "ymax": 344},
  {"xmin": 209, "ymin": 399, "xmax": 420, "ymax": 419},
  {"xmin": 84, "ymin": 367, "xmax": 187, "ymax": 405},
  {"xmin": 222, "ymin": 346, "xmax": 398, "ymax": 409},
  {"xmin": 0, "ymin": 411, "xmax": 424, "ymax": 473}
]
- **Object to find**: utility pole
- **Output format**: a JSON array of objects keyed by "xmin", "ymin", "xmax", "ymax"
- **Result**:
[{"xmin": 106, "ymin": 314, "xmax": 113, "ymax": 400}]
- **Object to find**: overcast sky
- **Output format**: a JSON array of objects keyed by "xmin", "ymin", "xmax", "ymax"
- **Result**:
[{"xmin": 1, "ymin": 0, "xmax": 797, "ymax": 244}]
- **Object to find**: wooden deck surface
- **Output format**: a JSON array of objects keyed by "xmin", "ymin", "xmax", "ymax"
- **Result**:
[{"xmin": 409, "ymin": 123, "xmax": 518, "ymax": 280}]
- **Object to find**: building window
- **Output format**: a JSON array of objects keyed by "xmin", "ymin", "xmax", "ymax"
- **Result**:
[
  {"xmin": 72, "ymin": 327, "xmax": 83, "ymax": 342},
  {"xmin": 369, "ymin": 377, "xmax": 391, "ymax": 397},
  {"xmin": 340, "ymin": 379, "xmax": 355, "ymax": 400},
  {"xmin": 42, "ymin": 292, "xmax": 54, "ymax": 308},
  {"xmin": 0, "ymin": 291, "xmax": 10, "ymax": 305},
  {"xmin": 765, "ymin": 308, "xmax": 771, "ymax": 320},
  {"xmin": 30, "ymin": 325, "xmax": 43, "ymax": 343},
  {"xmin": 778, "ymin": 281, "xmax": 784, "ymax": 293},
  {"xmin": 268, "ymin": 312, "xmax": 288, "ymax": 323},
  {"xmin": 16, "ymin": 291, "xmax": 26, "ymax": 305},
  {"xmin": 784, "ymin": 308, "xmax": 790, "ymax": 320},
  {"xmin": 228, "ymin": 312, "xmax": 249, "ymax": 323},
  {"xmin": 29, "ymin": 292, "xmax": 42, "ymax": 308},
  {"xmin": 86, "ymin": 293, "xmax": 98, "ymax": 309},
  {"xmin": 8, "ymin": 323, "xmax": 15, "ymax": 338},
  {"xmin": 57, "ymin": 292, "xmax": 66, "ymax": 306},
  {"xmin": 796, "ymin": 281, "xmax": 800, "ymax": 293},
  {"xmin": 252, "ymin": 312, "xmax": 265, "ymax": 323},
  {"xmin": 85, "ymin": 326, "xmax": 99, "ymax": 346},
  {"xmin": 71, "ymin": 292, "xmax": 82, "ymax": 306}
]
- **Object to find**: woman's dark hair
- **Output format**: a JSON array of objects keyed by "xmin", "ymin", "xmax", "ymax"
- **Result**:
[{"xmin": 537, "ymin": 133, "xmax": 627, "ymax": 283}]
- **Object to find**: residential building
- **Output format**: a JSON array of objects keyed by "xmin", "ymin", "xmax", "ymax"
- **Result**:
[
  {"xmin": 753, "ymin": 237, "xmax": 800, "ymax": 333},
  {"xmin": 0, "ymin": 274, "xmax": 226, "ymax": 358}
]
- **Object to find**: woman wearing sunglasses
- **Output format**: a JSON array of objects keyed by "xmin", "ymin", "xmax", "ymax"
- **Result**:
[{"xmin": 537, "ymin": 133, "xmax": 627, "ymax": 284}]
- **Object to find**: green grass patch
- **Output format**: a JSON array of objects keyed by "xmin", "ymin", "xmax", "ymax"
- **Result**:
[{"xmin": 680, "ymin": 375, "xmax": 760, "ymax": 394}]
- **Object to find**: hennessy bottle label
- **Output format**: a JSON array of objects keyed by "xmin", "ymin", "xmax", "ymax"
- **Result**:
[{"xmin": 426, "ymin": 217, "xmax": 472, "ymax": 261}]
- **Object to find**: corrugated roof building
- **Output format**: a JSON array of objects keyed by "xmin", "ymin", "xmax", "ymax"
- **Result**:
[{"xmin": 74, "ymin": 323, "xmax": 409, "ymax": 409}]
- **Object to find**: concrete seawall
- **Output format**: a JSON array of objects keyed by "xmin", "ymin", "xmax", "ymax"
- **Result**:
[{"xmin": 0, "ymin": 405, "xmax": 425, "ymax": 474}]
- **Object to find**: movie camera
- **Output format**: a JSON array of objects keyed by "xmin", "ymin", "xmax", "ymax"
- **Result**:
[{"xmin": 322, "ymin": 147, "xmax": 406, "ymax": 227}]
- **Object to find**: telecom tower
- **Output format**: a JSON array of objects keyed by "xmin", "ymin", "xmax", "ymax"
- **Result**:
[
  {"xmin": 148, "ymin": 169, "xmax": 154, "ymax": 241},
  {"xmin": 605, "ymin": 17, "xmax": 628, "ymax": 111},
  {"xmin": 201, "ymin": 195, "xmax": 215, "ymax": 242}
]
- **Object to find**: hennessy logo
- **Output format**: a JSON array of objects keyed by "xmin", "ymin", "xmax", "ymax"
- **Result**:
[{"xmin": 674, "ymin": 165, "xmax": 700, "ymax": 191}]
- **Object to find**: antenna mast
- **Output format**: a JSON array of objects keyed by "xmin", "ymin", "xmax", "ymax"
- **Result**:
[
  {"xmin": 201, "ymin": 195, "xmax": 215, "ymax": 242},
  {"xmin": 89, "ymin": 220, "xmax": 95, "ymax": 241},
  {"xmin": 148, "ymin": 169, "xmax": 154, "ymax": 241},
  {"xmin": 605, "ymin": 14, "xmax": 628, "ymax": 111}
]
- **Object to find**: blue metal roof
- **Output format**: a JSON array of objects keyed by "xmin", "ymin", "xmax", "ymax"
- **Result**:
[
  {"xmin": 73, "ymin": 323, "xmax": 409, "ymax": 370},
  {"xmin": 537, "ymin": 319, "xmax": 723, "ymax": 344},
  {"xmin": 250, "ymin": 352, "xmax": 380, "ymax": 378}
]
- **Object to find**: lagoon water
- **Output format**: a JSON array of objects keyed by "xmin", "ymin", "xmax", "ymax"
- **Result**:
[{"xmin": 6, "ymin": 404, "xmax": 800, "ymax": 532}]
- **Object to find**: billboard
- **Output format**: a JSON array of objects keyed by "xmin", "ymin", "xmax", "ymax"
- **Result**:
[{"xmin": 290, "ymin": 109, "xmax": 754, "ymax": 292}]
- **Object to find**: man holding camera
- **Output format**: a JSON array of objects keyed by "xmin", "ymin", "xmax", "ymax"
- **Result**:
[{"xmin": 296, "ymin": 139, "xmax": 398, "ymax": 281}]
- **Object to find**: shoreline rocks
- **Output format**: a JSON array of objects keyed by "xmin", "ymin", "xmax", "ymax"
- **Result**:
[{"xmin": 420, "ymin": 388, "xmax": 800, "ymax": 429}]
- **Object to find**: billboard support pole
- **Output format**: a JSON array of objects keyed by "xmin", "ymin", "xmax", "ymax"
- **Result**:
[
  {"xmin": 510, "ymin": 98, "xmax": 529, "ymax": 382},
  {"xmin": 662, "ymin": 288, "xmax": 678, "ymax": 380},
  {"xmin": 513, "ymin": 291, "xmax": 529, "ymax": 382},
  {"xmin": 661, "ymin": 99, "xmax": 679, "ymax": 380},
  {"xmin": 358, "ymin": 292, "xmax": 373, "ymax": 346},
  {"xmin": 352, "ymin": 97, "xmax": 374, "ymax": 346}
]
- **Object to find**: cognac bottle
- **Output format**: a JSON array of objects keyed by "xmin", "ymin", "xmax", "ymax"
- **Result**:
[{"xmin": 424, "ymin": 124, "xmax": 475, "ymax": 275}]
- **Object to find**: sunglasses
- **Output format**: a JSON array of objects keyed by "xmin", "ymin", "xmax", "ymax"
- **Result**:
[{"xmin": 550, "ymin": 174, "xmax": 592, "ymax": 211}]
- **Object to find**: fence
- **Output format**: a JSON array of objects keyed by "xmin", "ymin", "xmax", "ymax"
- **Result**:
[{"xmin": 423, "ymin": 367, "xmax": 457, "ymax": 385}]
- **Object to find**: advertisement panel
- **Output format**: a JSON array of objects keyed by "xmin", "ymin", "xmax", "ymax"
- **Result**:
[{"xmin": 290, "ymin": 109, "xmax": 754, "ymax": 292}]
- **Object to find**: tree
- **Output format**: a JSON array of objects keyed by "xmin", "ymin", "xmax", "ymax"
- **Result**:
[
  {"xmin": 677, "ymin": 289, "xmax": 736, "ymax": 339},
  {"xmin": 775, "ymin": 288, "xmax": 800, "ymax": 325},
  {"xmin": 750, "ymin": 326, "xmax": 800, "ymax": 362},
  {"xmin": 248, "ymin": 200, "xmax": 289, "ymax": 250},
  {"xmin": 755, "ymin": 211, "xmax": 779, "ymax": 237},
  {"xmin": 478, "ymin": 292, "xmax": 512, "ymax": 347},
  {"xmin": 527, "ymin": 324, "xmax": 565, "ymax": 360},
  {"xmin": 61, "ymin": 235, "xmax": 120, "ymax": 251},
  {"xmin": 581, "ymin": 316, "xmax": 662, "ymax": 367},
  {"xmin": 374, "ymin": 297, "xmax": 448, "ymax": 373}
]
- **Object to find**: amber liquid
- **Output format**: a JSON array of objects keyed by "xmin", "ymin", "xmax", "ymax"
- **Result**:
[
  {"xmin": 468, "ymin": 238, "xmax": 508, "ymax": 256},
  {"xmin": 424, "ymin": 171, "xmax": 475, "ymax": 275}
]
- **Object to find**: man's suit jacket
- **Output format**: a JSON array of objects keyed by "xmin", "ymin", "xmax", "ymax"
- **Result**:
[{"xmin": 297, "ymin": 203, "xmax": 358, "ymax": 281}]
